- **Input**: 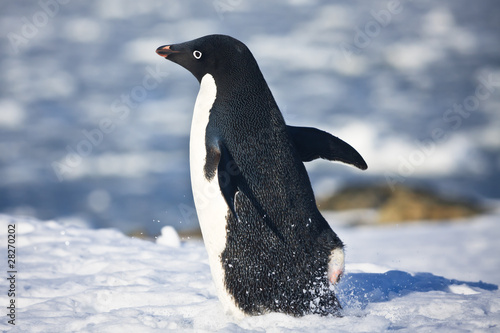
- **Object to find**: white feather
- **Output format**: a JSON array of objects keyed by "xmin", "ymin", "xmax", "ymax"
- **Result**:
[
  {"xmin": 328, "ymin": 247, "xmax": 345, "ymax": 284},
  {"xmin": 190, "ymin": 73, "xmax": 245, "ymax": 318}
]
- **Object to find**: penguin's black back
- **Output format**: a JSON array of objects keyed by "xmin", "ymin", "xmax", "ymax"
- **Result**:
[{"xmin": 204, "ymin": 48, "xmax": 343, "ymax": 315}]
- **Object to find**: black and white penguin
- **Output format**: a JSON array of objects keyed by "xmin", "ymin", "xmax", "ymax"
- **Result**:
[{"xmin": 156, "ymin": 35, "xmax": 367, "ymax": 318}]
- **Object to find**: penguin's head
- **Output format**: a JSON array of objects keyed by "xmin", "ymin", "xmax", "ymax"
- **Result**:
[{"xmin": 156, "ymin": 34, "xmax": 259, "ymax": 83}]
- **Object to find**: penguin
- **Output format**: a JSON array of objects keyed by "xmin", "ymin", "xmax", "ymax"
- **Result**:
[{"xmin": 156, "ymin": 35, "xmax": 367, "ymax": 318}]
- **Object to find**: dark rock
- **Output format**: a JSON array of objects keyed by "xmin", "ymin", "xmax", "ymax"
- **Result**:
[{"xmin": 318, "ymin": 184, "xmax": 486, "ymax": 224}]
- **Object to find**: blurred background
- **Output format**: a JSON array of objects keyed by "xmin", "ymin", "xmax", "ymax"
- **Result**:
[{"xmin": 1, "ymin": 0, "xmax": 499, "ymax": 236}]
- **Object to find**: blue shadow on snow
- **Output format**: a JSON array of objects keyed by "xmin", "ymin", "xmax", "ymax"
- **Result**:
[{"xmin": 338, "ymin": 270, "xmax": 498, "ymax": 309}]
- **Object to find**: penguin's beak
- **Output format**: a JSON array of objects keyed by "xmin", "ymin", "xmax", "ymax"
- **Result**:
[{"xmin": 156, "ymin": 45, "xmax": 180, "ymax": 58}]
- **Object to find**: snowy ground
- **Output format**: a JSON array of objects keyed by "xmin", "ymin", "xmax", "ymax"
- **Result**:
[{"xmin": 1, "ymin": 211, "xmax": 499, "ymax": 332}]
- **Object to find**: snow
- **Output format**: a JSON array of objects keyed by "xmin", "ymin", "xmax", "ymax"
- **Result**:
[
  {"xmin": 156, "ymin": 226, "xmax": 181, "ymax": 248},
  {"xmin": 1, "ymin": 211, "xmax": 499, "ymax": 332}
]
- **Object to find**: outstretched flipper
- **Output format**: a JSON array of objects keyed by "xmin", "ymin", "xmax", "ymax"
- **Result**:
[{"xmin": 287, "ymin": 125, "xmax": 368, "ymax": 170}]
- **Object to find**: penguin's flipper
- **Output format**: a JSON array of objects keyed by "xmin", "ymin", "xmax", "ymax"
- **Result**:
[
  {"xmin": 217, "ymin": 141, "xmax": 242, "ymax": 218},
  {"xmin": 286, "ymin": 125, "xmax": 368, "ymax": 170}
]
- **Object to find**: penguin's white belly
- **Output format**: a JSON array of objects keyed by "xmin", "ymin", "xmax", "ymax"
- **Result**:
[{"xmin": 189, "ymin": 74, "xmax": 244, "ymax": 318}]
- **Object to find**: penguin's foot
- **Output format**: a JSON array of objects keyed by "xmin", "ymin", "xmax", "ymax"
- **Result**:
[{"xmin": 328, "ymin": 248, "xmax": 345, "ymax": 284}]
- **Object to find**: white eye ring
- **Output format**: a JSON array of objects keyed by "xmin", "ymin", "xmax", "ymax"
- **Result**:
[{"xmin": 193, "ymin": 50, "xmax": 202, "ymax": 59}]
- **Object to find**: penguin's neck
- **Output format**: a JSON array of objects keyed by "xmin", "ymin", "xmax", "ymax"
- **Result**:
[
  {"xmin": 192, "ymin": 74, "xmax": 217, "ymax": 125},
  {"xmin": 212, "ymin": 71, "xmax": 279, "ymax": 126},
  {"xmin": 190, "ymin": 74, "xmax": 217, "ymax": 172},
  {"xmin": 212, "ymin": 65, "xmax": 273, "ymax": 103}
]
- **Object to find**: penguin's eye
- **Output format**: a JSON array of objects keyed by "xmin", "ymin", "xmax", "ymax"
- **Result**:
[{"xmin": 193, "ymin": 50, "xmax": 202, "ymax": 59}]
